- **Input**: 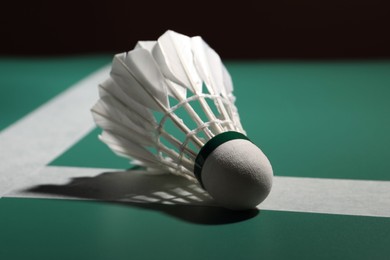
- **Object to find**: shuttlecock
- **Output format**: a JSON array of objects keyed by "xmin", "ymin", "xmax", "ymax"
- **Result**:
[{"xmin": 91, "ymin": 30, "xmax": 273, "ymax": 210}]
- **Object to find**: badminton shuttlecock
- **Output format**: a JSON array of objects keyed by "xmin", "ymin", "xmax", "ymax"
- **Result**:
[{"xmin": 91, "ymin": 30, "xmax": 273, "ymax": 210}]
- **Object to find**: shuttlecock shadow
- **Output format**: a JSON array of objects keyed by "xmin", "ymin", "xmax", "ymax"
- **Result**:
[{"xmin": 27, "ymin": 169, "xmax": 259, "ymax": 225}]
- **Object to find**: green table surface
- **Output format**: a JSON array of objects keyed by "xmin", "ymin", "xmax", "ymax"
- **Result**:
[{"xmin": 1, "ymin": 56, "xmax": 390, "ymax": 260}]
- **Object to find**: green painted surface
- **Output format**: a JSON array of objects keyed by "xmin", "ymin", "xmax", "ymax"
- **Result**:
[
  {"xmin": 50, "ymin": 128, "xmax": 131, "ymax": 169},
  {"xmin": 2, "ymin": 58, "xmax": 390, "ymax": 260},
  {"xmin": 0, "ymin": 55, "xmax": 111, "ymax": 130},
  {"xmin": 234, "ymin": 61, "xmax": 390, "ymax": 181},
  {"xmin": 1, "ymin": 198, "xmax": 389, "ymax": 260},
  {"xmin": 51, "ymin": 61, "xmax": 390, "ymax": 181}
]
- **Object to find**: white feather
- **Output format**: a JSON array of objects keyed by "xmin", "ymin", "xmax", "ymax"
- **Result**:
[
  {"xmin": 152, "ymin": 30, "xmax": 202, "ymax": 94},
  {"xmin": 99, "ymin": 131, "xmax": 159, "ymax": 165},
  {"xmin": 135, "ymin": 41, "xmax": 156, "ymax": 52},
  {"xmin": 191, "ymin": 36, "xmax": 238, "ymax": 130},
  {"xmin": 91, "ymin": 96, "xmax": 155, "ymax": 146},
  {"xmin": 135, "ymin": 40, "xmax": 187, "ymax": 101},
  {"xmin": 91, "ymin": 30, "xmax": 246, "ymax": 179},
  {"xmin": 111, "ymin": 52, "xmax": 168, "ymax": 111},
  {"xmin": 222, "ymin": 64, "xmax": 234, "ymax": 95},
  {"xmin": 124, "ymin": 49, "xmax": 171, "ymax": 107},
  {"xmin": 98, "ymin": 78, "xmax": 156, "ymax": 131},
  {"xmin": 191, "ymin": 36, "xmax": 224, "ymax": 96}
]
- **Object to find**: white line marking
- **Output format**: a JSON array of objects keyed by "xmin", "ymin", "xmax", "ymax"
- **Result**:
[
  {"xmin": 5, "ymin": 166, "xmax": 119, "ymax": 200},
  {"xmin": 1, "ymin": 64, "xmax": 389, "ymax": 217},
  {"xmin": 0, "ymin": 66, "xmax": 110, "ymax": 197},
  {"xmin": 261, "ymin": 176, "xmax": 390, "ymax": 217},
  {"xmin": 5, "ymin": 166, "xmax": 390, "ymax": 217},
  {"xmin": 5, "ymin": 166, "xmax": 215, "ymax": 205}
]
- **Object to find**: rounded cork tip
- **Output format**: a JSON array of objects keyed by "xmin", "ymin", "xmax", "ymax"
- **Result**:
[{"xmin": 201, "ymin": 139, "xmax": 273, "ymax": 210}]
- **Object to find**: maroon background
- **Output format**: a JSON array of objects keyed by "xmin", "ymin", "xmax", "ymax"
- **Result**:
[{"xmin": 1, "ymin": 0, "xmax": 389, "ymax": 59}]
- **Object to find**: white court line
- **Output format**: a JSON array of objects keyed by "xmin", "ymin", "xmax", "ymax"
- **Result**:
[
  {"xmin": 1, "ymin": 64, "xmax": 389, "ymax": 217},
  {"xmin": 5, "ymin": 165, "xmax": 390, "ymax": 218},
  {"xmin": 261, "ymin": 176, "xmax": 390, "ymax": 217},
  {"xmin": 0, "ymin": 65, "xmax": 110, "ymax": 197},
  {"xmin": 5, "ymin": 166, "xmax": 118, "ymax": 200}
]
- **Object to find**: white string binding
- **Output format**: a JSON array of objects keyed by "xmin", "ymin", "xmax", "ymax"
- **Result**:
[{"xmin": 154, "ymin": 92, "xmax": 237, "ymax": 178}]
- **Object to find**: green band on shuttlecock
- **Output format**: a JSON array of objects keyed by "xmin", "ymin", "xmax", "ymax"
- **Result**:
[{"xmin": 194, "ymin": 131, "xmax": 250, "ymax": 188}]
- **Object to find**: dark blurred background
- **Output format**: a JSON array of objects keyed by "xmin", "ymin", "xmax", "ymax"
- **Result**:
[{"xmin": 1, "ymin": 0, "xmax": 389, "ymax": 59}]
